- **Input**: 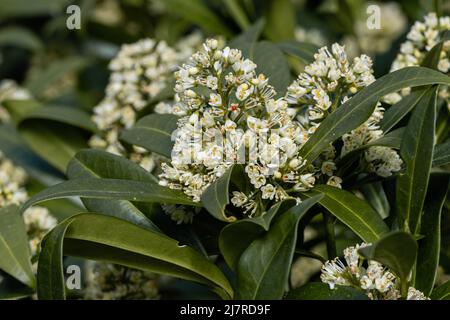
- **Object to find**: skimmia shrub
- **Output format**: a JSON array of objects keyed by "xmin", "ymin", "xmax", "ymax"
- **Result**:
[{"xmin": 0, "ymin": 2, "xmax": 449, "ymax": 301}]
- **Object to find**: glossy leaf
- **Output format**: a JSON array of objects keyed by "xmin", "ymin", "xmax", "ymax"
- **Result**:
[
  {"xmin": 264, "ymin": 0, "xmax": 295, "ymax": 41},
  {"xmin": 396, "ymin": 87, "xmax": 438, "ymax": 234},
  {"xmin": 415, "ymin": 173, "xmax": 450, "ymax": 295},
  {"xmin": 7, "ymin": 100, "xmax": 93, "ymax": 172},
  {"xmin": 307, "ymin": 185, "xmax": 389, "ymax": 242},
  {"xmin": 421, "ymin": 40, "xmax": 445, "ymax": 69},
  {"xmin": 0, "ymin": 272, "xmax": 34, "ymax": 300},
  {"xmin": 236, "ymin": 196, "xmax": 322, "ymax": 299},
  {"xmin": 164, "ymin": 0, "xmax": 232, "ymax": 37},
  {"xmin": 380, "ymin": 88, "xmax": 428, "ymax": 132},
  {"xmin": 299, "ymin": 67, "xmax": 450, "ymax": 164},
  {"xmin": 222, "ymin": 0, "xmax": 249, "ymax": 29},
  {"xmin": 277, "ymin": 41, "xmax": 319, "ymax": 64},
  {"xmin": 37, "ymin": 220, "xmax": 71, "ymax": 299},
  {"xmin": 286, "ymin": 283, "xmax": 369, "ymax": 300},
  {"xmin": 19, "ymin": 106, "xmax": 97, "ymax": 133},
  {"xmin": 67, "ymin": 149, "xmax": 160, "ymax": 231},
  {"xmin": 0, "ymin": 0, "xmax": 71, "ymax": 18},
  {"xmin": 360, "ymin": 182, "xmax": 390, "ymax": 219},
  {"xmin": 359, "ymin": 231, "xmax": 417, "ymax": 284},
  {"xmin": 251, "ymin": 41, "xmax": 291, "ymax": 97},
  {"xmin": 431, "ymin": 280, "xmax": 450, "ymax": 300},
  {"xmin": 229, "ymin": 19, "xmax": 265, "ymax": 58},
  {"xmin": 201, "ymin": 166, "xmax": 237, "ymax": 222},
  {"xmin": 23, "ymin": 178, "xmax": 199, "ymax": 211},
  {"xmin": 38, "ymin": 214, "xmax": 233, "ymax": 299},
  {"xmin": 0, "ymin": 26, "xmax": 42, "ymax": 51},
  {"xmin": 219, "ymin": 199, "xmax": 296, "ymax": 270},
  {"xmin": 18, "ymin": 121, "xmax": 87, "ymax": 172},
  {"xmin": 120, "ymin": 114, "xmax": 179, "ymax": 158},
  {"xmin": 0, "ymin": 205, "xmax": 35, "ymax": 288},
  {"xmin": 433, "ymin": 141, "xmax": 450, "ymax": 167},
  {"xmin": 0, "ymin": 124, "xmax": 64, "ymax": 186}
]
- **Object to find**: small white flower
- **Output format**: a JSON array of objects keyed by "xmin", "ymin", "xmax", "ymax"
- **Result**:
[
  {"xmin": 261, "ymin": 184, "xmax": 276, "ymax": 200},
  {"xmin": 209, "ymin": 93, "xmax": 222, "ymax": 107},
  {"xmin": 231, "ymin": 191, "xmax": 248, "ymax": 207}
]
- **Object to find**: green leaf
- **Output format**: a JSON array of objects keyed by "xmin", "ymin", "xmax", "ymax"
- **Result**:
[
  {"xmin": 286, "ymin": 283, "xmax": 369, "ymax": 300},
  {"xmin": 236, "ymin": 195, "xmax": 322, "ymax": 299},
  {"xmin": 0, "ymin": 205, "xmax": 35, "ymax": 288},
  {"xmin": 0, "ymin": 124, "xmax": 64, "ymax": 186},
  {"xmin": 380, "ymin": 87, "xmax": 428, "ymax": 133},
  {"xmin": 67, "ymin": 149, "xmax": 157, "ymax": 183},
  {"xmin": 229, "ymin": 19, "xmax": 265, "ymax": 58},
  {"xmin": 360, "ymin": 182, "xmax": 390, "ymax": 219},
  {"xmin": 251, "ymin": 41, "xmax": 291, "ymax": 97},
  {"xmin": 120, "ymin": 114, "xmax": 179, "ymax": 158},
  {"xmin": 18, "ymin": 120, "xmax": 87, "ymax": 172},
  {"xmin": 306, "ymin": 185, "xmax": 389, "ymax": 243},
  {"xmin": 67, "ymin": 149, "xmax": 160, "ymax": 232},
  {"xmin": 264, "ymin": 0, "xmax": 295, "ymax": 41},
  {"xmin": 421, "ymin": 41, "xmax": 445, "ymax": 69},
  {"xmin": 37, "ymin": 220, "xmax": 71, "ymax": 299},
  {"xmin": 3, "ymin": 100, "xmax": 93, "ymax": 172},
  {"xmin": 359, "ymin": 231, "xmax": 418, "ymax": 285},
  {"xmin": 222, "ymin": 0, "xmax": 249, "ymax": 30},
  {"xmin": 38, "ymin": 214, "xmax": 233, "ymax": 299},
  {"xmin": 300, "ymin": 67, "xmax": 450, "ymax": 164},
  {"xmin": 164, "ymin": 0, "xmax": 232, "ymax": 37},
  {"xmin": 277, "ymin": 41, "xmax": 319, "ymax": 64},
  {"xmin": 219, "ymin": 199, "xmax": 296, "ymax": 270},
  {"xmin": 0, "ymin": 26, "xmax": 43, "ymax": 51},
  {"xmin": 0, "ymin": 272, "xmax": 34, "ymax": 300},
  {"xmin": 396, "ymin": 87, "xmax": 438, "ymax": 234},
  {"xmin": 201, "ymin": 166, "xmax": 237, "ymax": 222},
  {"xmin": 18, "ymin": 106, "xmax": 97, "ymax": 133},
  {"xmin": 0, "ymin": 0, "xmax": 71, "ymax": 18},
  {"xmin": 415, "ymin": 173, "xmax": 449, "ymax": 295},
  {"xmin": 431, "ymin": 280, "xmax": 450, "ymax": 300},
  {"xmin": 2, "ymin": 99, "xmax": 40, "ymax": 123},
  {"xmin": 433, "ymin": 141, "xmax": 450, "ymax": 167},
  {"xmin": 24, "ymin": 57, "xmax": 88, "ymax": 98},
  {"xmin": 23, "ymin": 178, "xmax": 199, "ymax": 211}
]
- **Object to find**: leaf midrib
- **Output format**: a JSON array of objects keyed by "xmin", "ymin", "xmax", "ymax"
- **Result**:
[
  {"xmin": 321, "ymin": 192, "xmax": 385, "ymax": 241},
  {"xmin": 301, "ymin": 70, "xmax": 449, "ymax": 162},
  {"xmin": 402, "ymin": 89, "xmax": 435, "ymax": 231}
]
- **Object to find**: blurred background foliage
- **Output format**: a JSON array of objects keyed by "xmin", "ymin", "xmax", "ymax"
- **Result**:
[
  {"xmin": 0, "ymin": 0, "xmax": 447, "ymax": 111},
  {"xmin": 0, "ymin": 0, "xmax": 449, "ymax": 299}
]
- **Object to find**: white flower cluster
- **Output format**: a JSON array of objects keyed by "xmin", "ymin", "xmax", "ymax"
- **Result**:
[
  {"xmin": 321, "ymin": 243, "xmax": 429, "ymax": 300},
  {"xmin": 341, "ymin": 108, "xmax": 402, "ymax": 177},
  {"xmin": 160, "ymin": 39, "xmax": 321, "ymax": 216},
  {"xmin": 343, "ymin": 2, "xmax": 407, "ymax": 57},
  {"xmin": 286, "ymin": 44, "xmax": 402, "ymax": 177},
  {"xmin": 386, "ymin": 12, "xmax": 450, "ymax": 105},
  {"xmin": 84, "ymin": 262, "xmax": 159, "ymax": 300},
  {"xmin": 0, "ymin": 79, "xmax": 32, "ymax": 123},
  {"xmin": 0, "ymin": 151, "xmax": 28, "ymax": 206},
  {"xmin": 23, "ymin": 206, "xmax": 57, "ymax": 256},
  {"xmin": 89, "ymin": 34, "xmax": 202, "ymax": 171},
  {"xmin": 0, "ymin": 151, "xmax": 56, "ymax": 256}
]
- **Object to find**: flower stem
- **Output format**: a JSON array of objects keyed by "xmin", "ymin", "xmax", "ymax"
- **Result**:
[{"xmin": 323, "ymin": 211, "xmax": 337, "ymax": 259}]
